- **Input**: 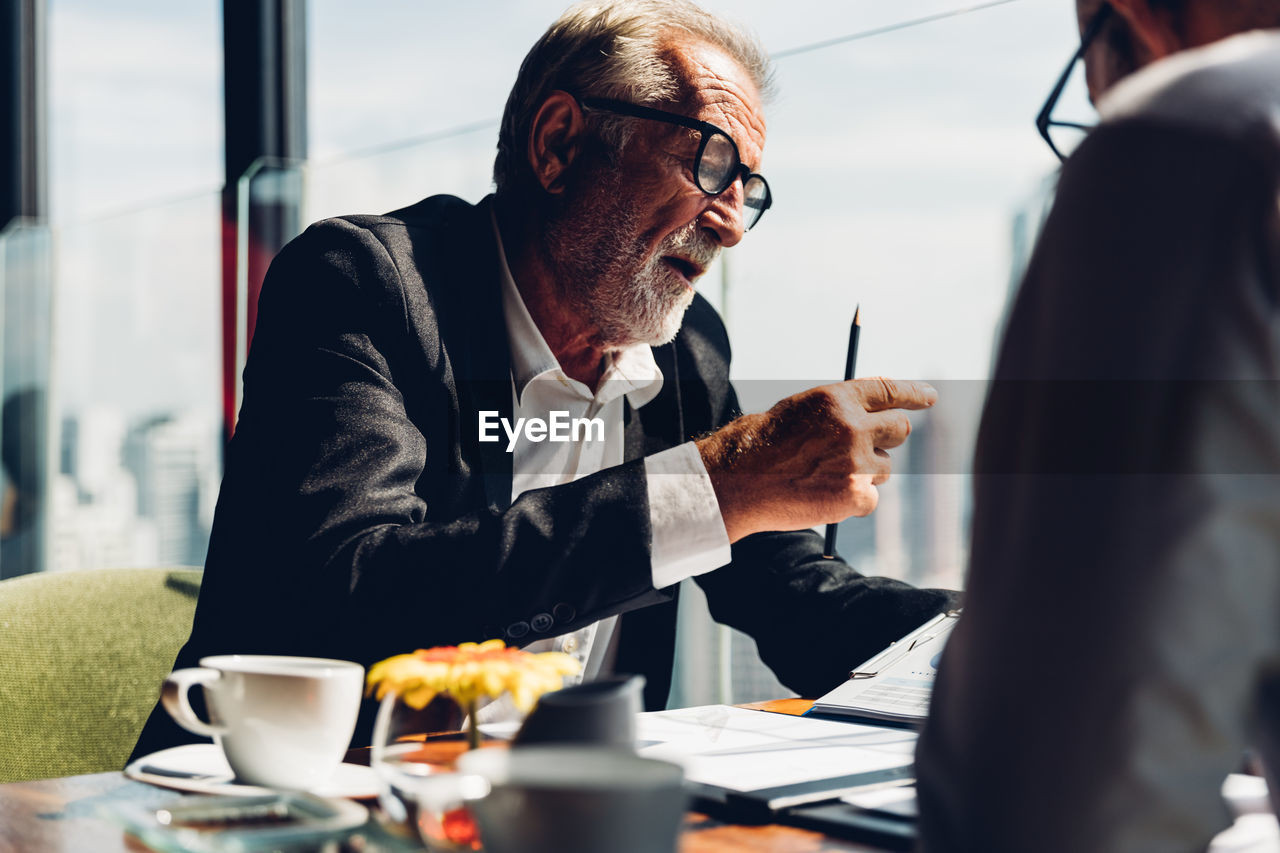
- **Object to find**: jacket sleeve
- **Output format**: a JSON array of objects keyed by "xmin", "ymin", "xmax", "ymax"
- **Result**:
[
  {"xmin": 675, "ymin": 294, "xmax": 960, "ymax": 699},
  {"xmin": 914, "ymin": 118, "xmax": 1280, "ymax": 852}
]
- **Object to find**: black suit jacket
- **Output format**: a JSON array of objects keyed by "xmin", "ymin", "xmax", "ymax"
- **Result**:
[{"xmin": 133, "ymin": 194, "xmax": 954, "ymax": 758}]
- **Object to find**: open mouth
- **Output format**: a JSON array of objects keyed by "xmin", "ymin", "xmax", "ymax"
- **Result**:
[{"xmin": 662, "ymin": 256, "xmax": 702, "ymax": 284}]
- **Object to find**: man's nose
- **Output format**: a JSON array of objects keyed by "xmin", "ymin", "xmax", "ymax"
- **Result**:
[{"xmin": 698, "ymin": 179, "xmax": 747, "ymax": 248}]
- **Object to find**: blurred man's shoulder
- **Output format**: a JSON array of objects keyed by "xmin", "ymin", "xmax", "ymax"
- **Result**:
[{"xmin": 1099, "ymin": 29, "xmax": 1280, "ymax": 144}]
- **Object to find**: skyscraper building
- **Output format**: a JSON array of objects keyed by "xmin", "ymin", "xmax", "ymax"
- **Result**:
[{"xmin": 124, "ymin": 413, "xmax": 217, "ymax": 567}]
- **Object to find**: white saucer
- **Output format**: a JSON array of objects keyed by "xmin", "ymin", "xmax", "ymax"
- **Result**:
[{"xmin": 125, "ymin": 744, "xmax": 380, "ymax": 799}]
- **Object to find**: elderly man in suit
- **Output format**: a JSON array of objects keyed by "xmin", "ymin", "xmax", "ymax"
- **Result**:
[
  {"xmin": 133, "ymin": 0, "xmax": 955, "ymax": 757},
  {"xmin": 916, "ymin": 1, "xmax": 1280, "ymax": 851}
]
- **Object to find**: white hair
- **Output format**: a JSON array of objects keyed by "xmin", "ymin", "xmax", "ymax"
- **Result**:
[{"xmin": 492, "ymin": 0, "xmax": 774, "ymax": 196}]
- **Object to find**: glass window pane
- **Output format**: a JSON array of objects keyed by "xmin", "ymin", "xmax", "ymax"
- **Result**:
[
  {"xmin": 53, "ymin": 195, "xmax": 223, "ymax": 571},
  {"xmin": 42, "ymin": 0, "xmax": 224, "ymax": 573},
  {"xmin": 49, "ymin": 0, "xmax": 222, "ymax": 219},
  {"xmin": 0, "ymin": 225, "xmax": 53, "ymax": 579}
]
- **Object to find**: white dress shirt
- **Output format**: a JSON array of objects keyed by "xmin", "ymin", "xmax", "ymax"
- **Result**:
[{"xmin": 479, "ymin": 212, "xmax": 731, "ymax": 720}]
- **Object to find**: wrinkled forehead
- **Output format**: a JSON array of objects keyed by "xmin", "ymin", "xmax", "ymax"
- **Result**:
[{"xmin": 661, "ymin": 35, "xmax": 768, "ymax": 168}]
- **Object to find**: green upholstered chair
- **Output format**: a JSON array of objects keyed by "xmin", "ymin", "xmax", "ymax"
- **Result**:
[{"xmin": 0, "ymin": 567, "xmax": 201, "ymax": 782}]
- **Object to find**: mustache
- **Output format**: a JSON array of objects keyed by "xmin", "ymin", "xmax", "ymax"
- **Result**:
[{"xmin": 660, "ymin": 223, "xmax": 720, "ymax": 270}]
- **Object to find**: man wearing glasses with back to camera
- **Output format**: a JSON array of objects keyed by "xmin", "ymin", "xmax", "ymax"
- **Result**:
[
  {"xmin": 134, "ymin": 0, "xmax": 957, "ymax": 756},
  {"xmin": 917, "ymin": 1, "xmax": 1280, "ymax": 851}
]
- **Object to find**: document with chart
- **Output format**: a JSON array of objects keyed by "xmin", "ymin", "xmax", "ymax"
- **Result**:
[{"xmin": 808, "ymin": 611, "xmax": 960, "ymax": 727}]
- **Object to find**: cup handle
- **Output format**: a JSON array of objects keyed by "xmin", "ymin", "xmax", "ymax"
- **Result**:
[{"xmin": 161, "ymin": 667, "xmax": 228, "ymax": 738}]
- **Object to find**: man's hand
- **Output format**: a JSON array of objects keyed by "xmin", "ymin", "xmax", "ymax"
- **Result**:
[{"xmin": 696, "ymin": 378, "xmax": 937, "ymax": 543}]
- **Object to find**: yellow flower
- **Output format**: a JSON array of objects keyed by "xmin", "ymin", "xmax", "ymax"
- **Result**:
[{"xmin": 366, "ymin": 639, "xmax": 581, "ymax": 711}]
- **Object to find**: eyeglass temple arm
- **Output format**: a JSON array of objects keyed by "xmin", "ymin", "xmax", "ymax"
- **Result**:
[
  {"xmin": 1036, "ymin": 61, "xmax": 1078, "ymax": 137},
  {"xmin": 1036, "ymin": 3, "xmax": 1114, "ymax": 138}
]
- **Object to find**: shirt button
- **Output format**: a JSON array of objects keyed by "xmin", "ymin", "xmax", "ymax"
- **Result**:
[
  {"xmin": 562, "ymin": 636, "xmax": 579, "ymax": 653},
  {"xmin": 553, "ymin": 603, "xmax": 576, "ymax": 623},
  {"xmin": 506, "ymin": 621, "xmax": 530, "ymax": 640},
  {"xmin": 530, "ymin": 613, "xmax": 554, "ymax": 633}
]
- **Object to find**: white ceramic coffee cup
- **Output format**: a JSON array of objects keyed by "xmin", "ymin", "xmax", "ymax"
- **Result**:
[{"xmin": 162, "ymin": 654, "xmax": 364, "ymax": 790}]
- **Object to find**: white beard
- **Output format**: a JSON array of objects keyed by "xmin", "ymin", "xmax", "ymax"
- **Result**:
[
  {"xmin": 587, "ymin": 219, "xmax": 706, "ymax": 346},
  {"xmin": 544, "ymin": 172, "xmax": 719, "ymax": 348}
]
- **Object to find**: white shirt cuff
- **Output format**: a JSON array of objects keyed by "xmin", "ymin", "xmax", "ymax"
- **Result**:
[{"xmin": 643, "ymin": 442, "xmax": 732, "ymax": 589}]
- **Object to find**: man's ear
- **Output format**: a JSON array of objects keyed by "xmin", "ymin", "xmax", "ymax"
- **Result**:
[
  {"xmin": 1108, "ymin": 0, "xmax": 1185, "ymax": 60},
  {"xmin": 527, "ymin": 91, "xmax": 587, "ymax": 195}
]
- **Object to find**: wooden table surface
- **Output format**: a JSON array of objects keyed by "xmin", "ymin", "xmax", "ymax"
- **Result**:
[{"xmin": 0, "ymin": 699, "xmax": 893, "ymax": 853}]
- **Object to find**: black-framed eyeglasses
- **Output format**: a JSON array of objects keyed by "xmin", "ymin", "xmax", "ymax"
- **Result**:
[
  {"xmin": 1036, "ymin": 2, "xmax": 1114, "ymax": 162},
  {"xmin": 579, "ymin": 96, "xmax": 773, "ymax": 230}
]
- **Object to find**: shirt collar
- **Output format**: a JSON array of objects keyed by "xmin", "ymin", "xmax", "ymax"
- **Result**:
[{"xmin": 490, "ymin": 206, "xmax": 664, "ymax": 409}]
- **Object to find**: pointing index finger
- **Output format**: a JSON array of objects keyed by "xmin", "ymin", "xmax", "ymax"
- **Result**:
[{"xmin": 853, "ymin": 377, "xmax": 938, "ymax": 412}]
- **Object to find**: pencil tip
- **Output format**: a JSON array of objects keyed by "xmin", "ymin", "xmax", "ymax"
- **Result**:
[{"xmin": 853, "ymin": 305, "xmax": 861, "ymax": 326}]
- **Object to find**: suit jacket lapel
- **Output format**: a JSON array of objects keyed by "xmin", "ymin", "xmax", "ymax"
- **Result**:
[
  {"xmin": 453, "ymin": 196, "xmax": 515, "ymax": 512},
  {"xmin": 625, "ymin": 341, "xmax": 684, "ymax": 461}
]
